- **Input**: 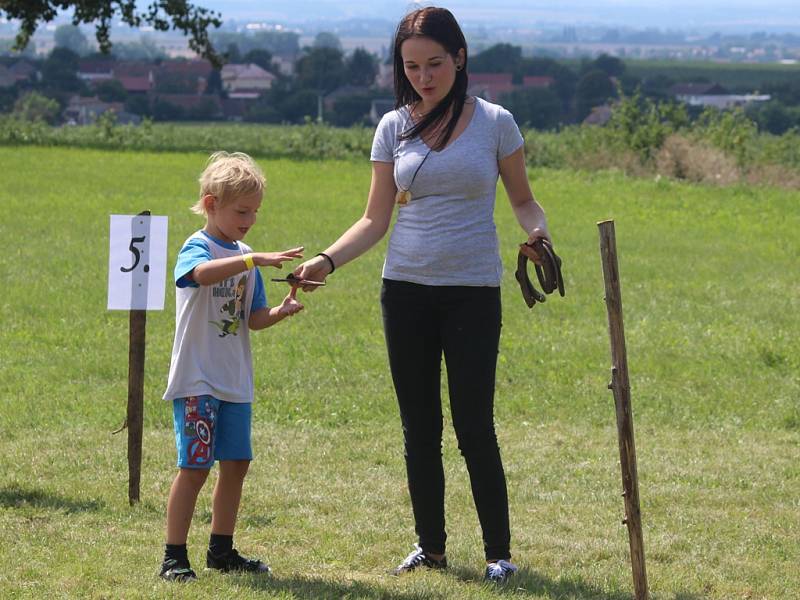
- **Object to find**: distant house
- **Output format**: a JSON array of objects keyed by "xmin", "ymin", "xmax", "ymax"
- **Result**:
[
  {"xmin": 468, "ymin": 73, "xmax": 514, "ymax": 102},
  {"xmin": 63, "ymin": 95, "xmax": 140, "ymax": 125},
  {"xmin": 521, "ymin": 75, "xmax": 554, "ymax": 89},
  {"xmin": 369, "ymin": 98, "xmax": 395, "ymax": 125},
  {"xmin": 115, "ymin": 62, "xmax": 155, "ymax": 94},
  {"xmin": 8, "ymin": 59, "xmax": 37, "ymax": 83},
  {"xmin": 156, "ymin": 60, "xmax": 214, "ymax": 95},
  {"xmin": 0, "ymin": 65, "xmax": 14, "ymax": 89},
  {"xmin": 221, "ymin": 63, "xmax": 276, "ymax": 99},
  {"xmin": 670, "ymin": 82, "xmax": 770, "ymax": 109},
  {"xmin": 582, "ymin": 105, "xmax": 613, "ymax": 126},
  {"xmin": 117, "ymin": 74, "xmax": 153, "ymax": 94},
  {"xmin": 77, "ymin": 59, "xmax": 115, "ymax": 83},
  {"xmin": 271, "ymin": 55, "xmax": 295, "ymax": 77},
  {"xmin": 669, "ymin": 82, "xmax": 728, "ymax": 97}
]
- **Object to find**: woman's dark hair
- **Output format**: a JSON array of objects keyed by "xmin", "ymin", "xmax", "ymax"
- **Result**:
[{"xmin": 393, "ymin": 7, "xmax": 468, "ymax": 151}]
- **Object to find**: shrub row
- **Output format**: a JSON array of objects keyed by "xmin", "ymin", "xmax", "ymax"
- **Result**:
[{"xmin": 2, "ymin": 98, "xmax": 798, "ymax": 186}]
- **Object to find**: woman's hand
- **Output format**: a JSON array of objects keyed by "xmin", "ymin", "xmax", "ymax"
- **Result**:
[
  {"xmin": 292, "ymin": 255, "xmax": 332, "ymax": 292},
  {"xmin": 519, "ymin": 227, "xmax": 551, "ymax": 265},
  {"xmin": 253, "ymin": 246, "xmax": 304, "ymax": 268}
]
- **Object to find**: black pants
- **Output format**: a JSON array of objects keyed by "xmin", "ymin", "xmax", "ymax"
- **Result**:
[{"xmin": 381, "ymin": 278, "xmax": 511, "ymax": 561}]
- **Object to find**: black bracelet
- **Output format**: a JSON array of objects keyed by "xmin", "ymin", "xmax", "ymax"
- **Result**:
[{"xmin": 316, "ymin": 252, "xmax": 335, "ymax": 274}]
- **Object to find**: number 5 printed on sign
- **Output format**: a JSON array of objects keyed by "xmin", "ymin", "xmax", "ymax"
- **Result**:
[{"xmin": 108, "ymin": 213, "xmax": 168, "ymax": 310}]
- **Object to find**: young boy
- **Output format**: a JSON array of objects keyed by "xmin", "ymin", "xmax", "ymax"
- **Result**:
[{"xmin": 160, "ymin": 151, "xmax": 304, "ymax": 581}]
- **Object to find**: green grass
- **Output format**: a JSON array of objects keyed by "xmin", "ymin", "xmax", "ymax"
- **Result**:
[{"xmin": 1, "ymin": 147, "xmax": 798, "ymax": 598}]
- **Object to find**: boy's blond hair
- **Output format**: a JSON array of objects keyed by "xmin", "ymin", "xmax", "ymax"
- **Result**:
[{"xmin": 192, "ymin": 151, "xmax": 266, "ymax": 215}]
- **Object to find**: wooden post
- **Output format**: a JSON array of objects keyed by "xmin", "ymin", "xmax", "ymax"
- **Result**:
[
  {"xmin": 597, "ymin": 220, "xmax": 649, "ymax": 600},
  {"xmin": 126, "ymin": 310, "xmax": 147, "ymax": 504},
  {"xmin": 125, "ymin": 208, "xmax": 151, "ymax": 506}
]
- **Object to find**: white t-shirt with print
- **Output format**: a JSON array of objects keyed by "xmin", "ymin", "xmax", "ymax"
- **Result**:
[{"xmin": 163, "ymin": 230, "xmax": 267, "ymax": 403}]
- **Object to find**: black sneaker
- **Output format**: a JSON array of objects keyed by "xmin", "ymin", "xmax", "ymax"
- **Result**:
[
  {"xmin": 206, "ymin": 548, "xmax": 271, "ymax": 574},
  {"xmin": 391, "ymin": 543, "xmax": 448, "ymax": 575},
  {"xmin": 159, "ymin": 558, "xmax": 197, "ymax": 582},
  {"xmin": 484, "ymin": 559, "xmax": 518, "ymax": 583}
]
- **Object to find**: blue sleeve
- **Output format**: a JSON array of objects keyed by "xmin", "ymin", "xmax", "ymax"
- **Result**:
[
  {"xmin": 175, "ymin": 237, "xmax": 211, "ymax": 288},
  {"xmin": 251, "ymin": 268, "xmax": 267, "ymax": 311}
]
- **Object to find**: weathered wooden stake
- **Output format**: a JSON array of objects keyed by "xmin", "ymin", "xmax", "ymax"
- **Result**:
[
  {"xmin": 597, "ymin": 219, "xmax": 649, "ymax": 600},
  {"xmin": 126, "ymin": 308, "xmax": 147, "ymax": 505}
]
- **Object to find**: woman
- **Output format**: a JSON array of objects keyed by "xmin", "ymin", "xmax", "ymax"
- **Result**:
[{"xmin": 294, "ymin": 6, "xmax": 551, "ymax": 583}]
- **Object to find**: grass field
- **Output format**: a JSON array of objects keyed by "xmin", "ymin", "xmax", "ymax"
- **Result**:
[
  {"xmin": 623, "ymin": 60, "xmax": 800, "ymax": 90},
  {"xmin": 0, "ymin": 147, "xmax": 798, "ymax": 599}
]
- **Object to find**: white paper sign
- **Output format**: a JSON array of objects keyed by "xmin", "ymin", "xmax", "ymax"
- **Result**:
[{"xmin": 108, "ymin": 214, "xmax": 168, "ymax": 310}]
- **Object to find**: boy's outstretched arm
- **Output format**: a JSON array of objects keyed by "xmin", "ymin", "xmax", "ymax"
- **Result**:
[
  {"xmin": 191, "ymin": 247, "xmax": 304, "ymax": 286},
  {"xmin": 249, "ymin": 288, "xmax": 304, "ymax": 330}
]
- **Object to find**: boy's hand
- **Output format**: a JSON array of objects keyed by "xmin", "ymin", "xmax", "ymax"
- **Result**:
[
  {"xmin": 277, "ymin": 287, "xmax": 304, "ymax": 317},
  {"xmin": 253, "ymin": 246, "xmax": 304, "ymax": 268}
]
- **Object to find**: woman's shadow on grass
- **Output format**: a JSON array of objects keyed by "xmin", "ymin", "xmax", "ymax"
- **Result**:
[
  {"xmin": 0, "ymin": 484, "xmax": 104, "ymax": 513},
  {"xmin": 235, "ymin": 565, "xmax": 705, "ymax": 599},
  {"xmin": 451, "ymin": 565, "xmax": 705, "ymax": 599}
]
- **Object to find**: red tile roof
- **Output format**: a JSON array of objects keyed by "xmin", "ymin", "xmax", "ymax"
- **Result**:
[{"xmin": 522, "ymin": 76, "xmax": 554, "ymax": 88}]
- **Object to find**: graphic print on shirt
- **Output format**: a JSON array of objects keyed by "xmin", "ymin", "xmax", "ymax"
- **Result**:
[{"xmin": 209, "ymin": 273, "xmax": 248, "ymax": 337}]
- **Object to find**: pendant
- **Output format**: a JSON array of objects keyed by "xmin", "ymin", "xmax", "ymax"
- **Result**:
[{"xmin": 395, "ymin": 189, "xmax": 411, "ymax": 205}]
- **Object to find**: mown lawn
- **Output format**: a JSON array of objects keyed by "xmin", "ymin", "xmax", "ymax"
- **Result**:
[{"xmin": 0, "ymin": 147, "xmax": 798, "ymax": 599}]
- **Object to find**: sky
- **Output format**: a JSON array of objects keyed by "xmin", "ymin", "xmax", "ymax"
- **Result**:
[{"xmin": 194, "ymin": 1, "xmax": 800, "ymax": 32}]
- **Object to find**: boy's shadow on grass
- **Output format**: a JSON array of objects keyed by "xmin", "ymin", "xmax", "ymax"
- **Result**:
[
  {"xmin": 0, "ymin": 485, "xmax": 104, "ymax": 513},
  {"xmin": 235, "ymin": 574, "xmax": 444, "ymax": 600}
]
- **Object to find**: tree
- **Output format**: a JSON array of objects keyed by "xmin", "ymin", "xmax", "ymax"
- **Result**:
[
  {"xmin": 111, "ymin": 36, "xmax": 167, "ymax": 61},
  {"xmin": 500, "ymin": 87, "xmax": 562, "ymax": 130},
  {"xmin": 152, "ymin": 98, "xmax": 185, "ymax": 121},
  {"xmin": 345, "ymin": 48, "xmax": 377, "ymax": 87},
  {"xmin": 330, "ymin": 94, "xmax": 372, "ymax": 126},
  {"xmin": 295, "ymin": 47, "xmax": 346, "ymax": 94},
  {"xmin": 585, "ymin": 54, "xmax": 626, "ymax": 78},
  {"xmin": 13, "ymin": 91, "xmax": 61, "ymax": 124},
  {"xmin": 54, "ymin": 24, "xmax": 90, "ymax": 55},
  {"xmin": 518, "ymin": 57, "xmax": 577, "ymax": 115},
  {"xmin": 470, "ymin": 43, "xmax": 522, "ymax": 74},
  {"xmin": 41, "ymin": 47, "xmax": 84, "ymax": 94},
  {"xmin": 125, "ymin": 94, "xmax": 151, "ymax": 117},
  {"xmin": 243, "ymin": 48, "xmax": 273, "ymax": 72},
  {"xmin": 279, "ymin": 89, "xmax": 319, "ymax": 123},
  {"xmin": 210, "ymin": 31, "xmax": 300, "ymax": 59},
  {"xmin": 224, "ymin": 43, "xmax": 242, "ymax": 64},
  {"xmin": 94, "ymin": 79, "xmax": 127, "ymax": 102},
  {"xmin": 751, "ymin": 101, "xmax": 796, "ymax": 135},
  {"xmin": 1, "ymin": 0, "xmax": 223, "ymax": 66},
  {"xmin": 576, "ymin": 69, "xmax": 616, "ymax": 121},
  {"xmin": 313, "ymin": 32, "xmax": 342, "ymax": 51},
  {"xmin": 205, "ymin": 69, "xmax": 224, "ymax": 96}
]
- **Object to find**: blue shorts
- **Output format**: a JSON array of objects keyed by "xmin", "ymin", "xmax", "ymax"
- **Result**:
[{"xmin": 172, "ymin": 395, "xmax": 253, "ymax": 469}]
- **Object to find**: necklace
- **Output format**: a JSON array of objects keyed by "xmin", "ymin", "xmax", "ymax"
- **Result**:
[
  {"xmin": 395, "ymin": 105, "xmax": 433, "ymax": 206},
  {"xmin": 395, "ymin": 146, "xmax": 432, "ymax": 205}
]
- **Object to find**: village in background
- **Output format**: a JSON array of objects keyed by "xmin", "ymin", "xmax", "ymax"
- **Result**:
[{"xmin": 1, "ymin": 14, "xmax": 800, "ymax": 132}]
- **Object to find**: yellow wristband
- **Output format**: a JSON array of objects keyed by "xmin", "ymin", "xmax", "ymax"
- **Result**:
[{"xmin": 243, "ymin": 253, "xmax": 255, "ymax": 270}]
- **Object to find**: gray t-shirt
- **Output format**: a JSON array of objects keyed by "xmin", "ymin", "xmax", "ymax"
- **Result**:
[{"xmin": 371, "ymin": 96, "xmax": 524, "ymax": 287}]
